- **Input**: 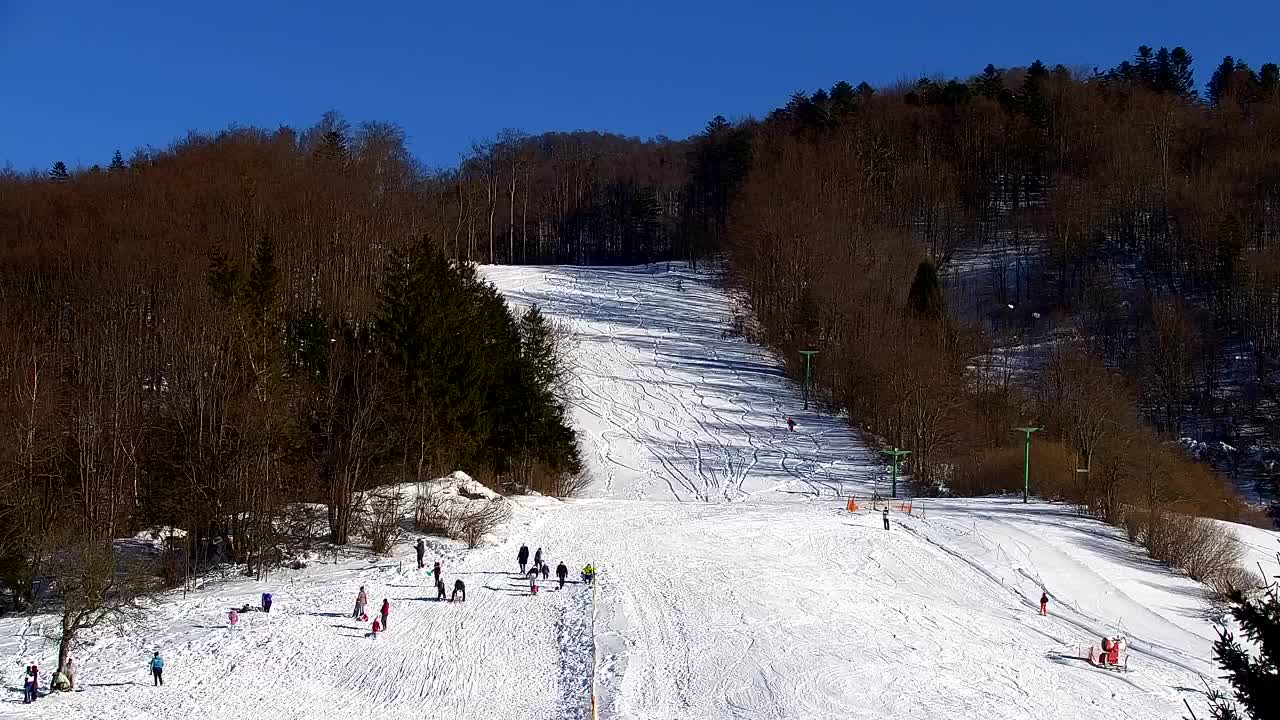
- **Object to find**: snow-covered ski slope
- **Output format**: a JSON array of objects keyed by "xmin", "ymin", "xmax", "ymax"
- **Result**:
[
  {"xmin": 483, "ymin": 265, "xmax": 881, "ymax": 501},
  {"xmin": 3, "ymin": 263, "xmax": 1276, "ymax": 720}
]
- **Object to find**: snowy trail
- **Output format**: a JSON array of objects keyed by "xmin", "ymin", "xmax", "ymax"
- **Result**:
[{"xmin": 4, "ymin": 263, "xmax": 1276, "ymax": 720}]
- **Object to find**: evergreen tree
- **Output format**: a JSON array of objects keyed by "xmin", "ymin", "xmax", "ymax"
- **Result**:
[
  {"xmin": 1169, "ymin": 47, "xmax": 1196, "ymax": 98},
  {"xmin": 48, "ymin": 161, "xmax": 69, "ymax": 183},
  {"xmin": 1209, "ymin": 584, "xmax": 1280, "ymax": 720},
  {"xmin": 907, "ymin": 259, "xmax": 945, "ymax": 320},
  {"xmin": 108, "ymin": 150, "xmax": 126, "ymax": 172},
  {"xmin": 1019, "ymin": 61, "xmax": 1049, "ymax": 128},
  {"xmin": 1259, "ymin": 64, "xmax": 1280, "ymax": 100},
  {"xmin": 974, "ymin": 64, "xmax": 1008, "ymax": 104},
  {"xmin": 829, "ymin": 80, "xmax": 857, "ymax": 117},
  {"xmin": 1208, "ymin": 57, "xmax": 1258, "ymax": 105}
]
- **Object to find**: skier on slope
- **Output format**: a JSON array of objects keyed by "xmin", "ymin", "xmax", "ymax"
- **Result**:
[
  {"xmin": 1039, "ymin": 591, "xmax": 1048, "ymax": 616},
  {"xmin": 518, "ymin": 544, "xmax": 530, "ymax": 574},
  {"xmin": 416, "ymin": 538, "xmax": 426, "ymax": 569},
  {"xmin": 556, "ymin": 562, "xmax": 569, "ymax": 590}
]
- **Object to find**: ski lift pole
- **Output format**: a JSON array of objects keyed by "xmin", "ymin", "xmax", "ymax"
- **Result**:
[
  {"xmin": 1014, "ymin": 427, "xmax": 1041, "ymax": 504},
  {"xmin": 880, "ymin": 447, "xmax": 911, "ymax": 499},
  {"xmin": 799, "ymin": 350, "xmax": 819, "ymax": 410}
]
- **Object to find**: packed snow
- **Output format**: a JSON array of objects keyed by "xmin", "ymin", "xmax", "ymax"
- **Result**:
[{"xmin": 3, "ymin": 263, "xmax": 1276, "ymax": 719}]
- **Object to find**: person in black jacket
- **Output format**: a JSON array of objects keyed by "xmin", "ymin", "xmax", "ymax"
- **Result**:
[
  {"xmin": 556, "ymin": 562, "xmax": 569, "ymax": 590},
  {"xmin": 452, "ymin": 579, "xmax": 466, "ymax": 602},
  {"xmin": 534, "ymin": 547, "xmax": 543, "ymax": 568},
  {"xmin": 416, "ymin": 538, "xmax": 426, "ymax": 569},
  {"xmin": 517, "ymin": 545, "xmax": 530, "ymax": 574}
]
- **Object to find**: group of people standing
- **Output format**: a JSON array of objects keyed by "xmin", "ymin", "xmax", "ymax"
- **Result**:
[
  {"xmin": 353, "ymin": 585, "xmax": 393, "ymax": 636},
  {"xmin": 416, "ymin": 538, "xmax": 466, "ymax": 603},
  {"xmin": 517, "ymin": 544, "xmax": 590, "ymax": 593},
  {"xmin": 21, "ymin": 658, "xmax": 77, "ymax": 702}
]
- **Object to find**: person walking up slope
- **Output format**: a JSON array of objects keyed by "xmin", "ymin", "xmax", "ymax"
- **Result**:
[
  {"xmin": 150, "ymin": 652, "xmax": 164, "ymax": 686},
  {"xmin": 534, "ymin": 547, "xmax": 543, "ymax": 568},
  {"xmin": 518, "ymin": 544, "xmax": 529, "ymax": 574},
  {"xmin": 1039, "ymin": 591, "xmax": 1048, "ymax": 616},
  {"xmin": 556, "ymin": 562, "xmax": 568, "ymax": 590}
]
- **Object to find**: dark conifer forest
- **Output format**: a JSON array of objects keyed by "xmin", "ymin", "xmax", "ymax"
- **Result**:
[{"xmin": 2, "ymin": 45, "xmax": 1279, "ymax": 603}]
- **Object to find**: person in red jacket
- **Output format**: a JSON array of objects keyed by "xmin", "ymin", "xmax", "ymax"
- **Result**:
[
  {"xmin": 380, "ymin": 598, "xmax": 390, "ymax": 630},
  {"xmin": 370, "ymin": 618, "xmax": 381, "ymax": 638}
]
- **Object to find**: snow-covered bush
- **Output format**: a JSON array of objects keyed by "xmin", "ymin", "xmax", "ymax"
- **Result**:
[{"xmin": 413, "ymin": 472, "xmax": 511, "ymax": 548}]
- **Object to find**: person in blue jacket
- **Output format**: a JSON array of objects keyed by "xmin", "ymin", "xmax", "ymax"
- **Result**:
[{"xmin": 150, "ymin": 652, "xmax": 164, "ymax": 686}]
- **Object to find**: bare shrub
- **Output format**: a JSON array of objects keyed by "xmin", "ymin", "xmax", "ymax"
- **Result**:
[
  {"xmin": 1138, "ymin": 511, "xmax": 1260, "ymax": 600},
  {"xmin": 457, "ymin": 501, "xmax": 512, "ymax": 549},
  {"xmin": 363, "ymin": 488, "xmax": 404, "ymax": 555},
  {"xmin": 414, "ymin": 484, "xmax": 453, "ymax": 535},
  {"xmin": 413, "ymin": 481, "xmax": 512, "ymax": 547}
]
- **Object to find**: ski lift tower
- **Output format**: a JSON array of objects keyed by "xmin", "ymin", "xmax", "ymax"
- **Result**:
[
  {"xmin": 799, "ymin": 350, "xmax": 819, "ymax": 410},
  {"xmin": 1014, "ymin": 426, "xmax": 1041, "ymax": 504},
  {"xmin": 880, "ymin": 447, "xmax": 911, "ymax": 499}
]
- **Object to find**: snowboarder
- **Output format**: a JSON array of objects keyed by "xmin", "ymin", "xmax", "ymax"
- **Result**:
[
  {"xmin": 786, "ymin": 416, "xmax": 796, "ymax": 432},
  {"xmin": 436, "ymin": 576, "xmax": 447, "ymax": 601},
  {"xmin": 261, "ymin": 592, "xmax": 272, "ymax": 613},
  {"xmin": 380, "ymin": 598, "xmax": 390, "ymax": 630},
  {"xmin": 541, "ymin": 562, "xmax": 550, "ymax": 581},
  {"xmin": 882, "ymin": 507, "xmax": 890, "ymax": 531},
  {"xmin": 556, "ymin": 562, "xmax": 569, "ymax": 590},
  {"xmin": 527, "ymin": 566, "xmax": 540, "ymax": 594},
  {"xmin": 353, "ymin": 586, "xmax": 368, "ymax": 620},
  {"xmin": 534, "ymin": 547, "xmax": 543, "ymax": 568},
  {"xmin": 1039, "ymin": 592, "xmax": 1048, "ymax": 616},
  {"xmin": 150, "ymin": 652, "xmax": 164, "ymax": 686},
  {"xmin": 581, "ymin": 564, "xmax": 595, "ymax": 586},
  {"xmin": 416, "ymin": 538, "xmax": 426, "ymax": 569},
  {"xmin": 229, "ymin": 608, "xmax": 240, "ymax": 628},
  {"xmin": 370, "ymin": 618, "xmax": 381, "ymax": 638},
  {"xmin": 452, "ymin": 579, "xmax": 466, "ymax": 602},
  {"xmin": 518, "ymin": 544, "xmax": 530, "ymax": 574}
]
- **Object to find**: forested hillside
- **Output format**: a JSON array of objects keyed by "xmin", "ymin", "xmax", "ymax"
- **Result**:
[{"xmin": 0, "ymin": 125, "xmax": 580, "ymax": 608}]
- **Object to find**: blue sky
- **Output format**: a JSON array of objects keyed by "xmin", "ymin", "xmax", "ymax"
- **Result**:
[{"xmin": 2, "ymin": 0, "xmax": 1276, "ymax": 172}]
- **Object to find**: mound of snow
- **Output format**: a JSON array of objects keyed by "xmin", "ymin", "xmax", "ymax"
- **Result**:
[{"xmin": 407, "ymin": 472, "xmax": 510, "ymax": 546}]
